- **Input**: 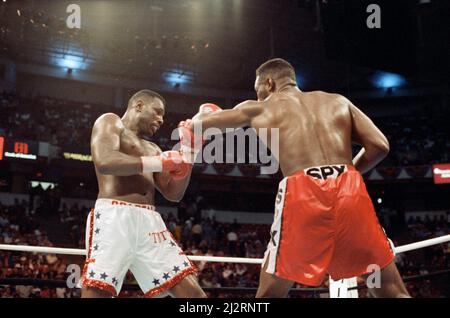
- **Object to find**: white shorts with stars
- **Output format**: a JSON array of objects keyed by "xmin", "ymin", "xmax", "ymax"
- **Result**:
[{"xmin": 79, "ymin": 199, "xmax": 197, "ymax": 297}]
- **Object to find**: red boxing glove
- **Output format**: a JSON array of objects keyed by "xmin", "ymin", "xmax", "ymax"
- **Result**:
[
  {"xmin": 178, "ymin": 119, "xmax": 196, "ymax": 143},
  {"xmin": 178, "ymin": 119, "xmax": 203, "ymax": 163},
  {"xmin": 161, "ymin": 150, "xmax": 191, "ymax": 180},
  {"xmin": 181, "ymin": 103, "xmax": 222, "ymax": 148},
  {"xmin": 199, "ymin": 103, "xmax": 223, "ymax": 114},
  {"xmin": 177, "ymin": 104, "xmax": 222, "ymax": 163}
]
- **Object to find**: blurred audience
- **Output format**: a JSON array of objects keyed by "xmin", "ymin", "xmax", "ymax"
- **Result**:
[
  {"xmin": 0, "ymin": 198, "xmax": 448, "ymax": 298},
  {"xmin": 1, "ymin": 91, "xmax": 449, "ymax": 167},
  {"xmin": 0, "ymin": 91, "xmax": 449, "ymax": 297}
]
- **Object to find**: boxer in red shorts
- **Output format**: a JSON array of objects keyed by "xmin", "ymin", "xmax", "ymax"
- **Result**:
[{"xmin": 183, "ymin": 58, "xmax": 410, "ymax": 297}]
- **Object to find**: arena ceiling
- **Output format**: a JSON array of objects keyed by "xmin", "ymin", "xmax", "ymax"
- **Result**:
[{"xmin": 0, "ymin": 0, "xmax": 445, "ymax": 92}]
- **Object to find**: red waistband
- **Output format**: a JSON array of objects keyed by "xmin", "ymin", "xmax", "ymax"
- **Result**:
[
  {"xmin": 290, "ymin": 164, "xmax": 355, "ymax": 180},
  {"xmin": 96, "ymin": 198, "xmax": 155, "ymax": 211}
]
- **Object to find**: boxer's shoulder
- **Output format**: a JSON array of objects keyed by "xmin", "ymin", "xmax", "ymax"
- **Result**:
[
  {"xmin": 92, "ymin": 113, "xmax": 124, "ymax": 134},
  {"xmin": 303, "ymin": 90, "xmax": 345, "ymax": 101},
  {"xmin": 94, "ymin": 113, "xmax": 123, "ymax": 127},
  {"xmin": 234, "ymin": 99, "xmax": 261, "ymax": 109},
  {"xmin": 234, "ymin": 99, "xmax": 264, "ymax": 115},
  {"xmin": 302, "ymin": 91, "xmax": 351, "ymax": 110}
]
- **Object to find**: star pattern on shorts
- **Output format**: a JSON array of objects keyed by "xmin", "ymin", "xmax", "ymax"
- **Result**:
[
  {"xmin": 93, "ymin": 244, "xmax": 99, "ymax": 251},
  {"xmin": 95, "ymin": 212, "xmax": 101, "ymax": 219},
  {"xmin": 183, "ymin": 261, "xmax": 189, "ymax": 267},
  {"xmin": 173, "ymin": 266, "xmax": 180, "ymax": 273},
  {"xmin": 112, "ymin": 277, "xmax": 118, "ymax": 286},
  {"xmin": 170, "ymin": 241, "xmax": 176, "ymax": 247},
  {"xmin": 100, "ymin": 272, "xmax": 108, "ymax": 280},
  {"xmin": 163, "ymin": 273, "xmax": 170, "ymax": 280},
  {"xmin": 152, "ymin": 278, "xmax": 160, "ymax": 286},
  {"xmin": 95, "ymin": 228, "xmax": 100, "ymax": 235},
  {"xmin": 89, "ymin": 270, "xmax": 95, "ymax": 278}
]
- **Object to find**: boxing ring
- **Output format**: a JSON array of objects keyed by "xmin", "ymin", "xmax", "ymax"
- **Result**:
[{"xmin": 1, "ymin": 234, "xmax": 449, "ymax": 298}]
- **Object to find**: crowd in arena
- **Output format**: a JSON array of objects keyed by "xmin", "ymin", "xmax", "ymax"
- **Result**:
[
  {"xmin": 381, "ymin": 110, "xmax": 450, "ymax": 166},
  {"xmin": 1, "ymin": 193, "xmax": 449, "ymax": 298},
  {"xmin": 1, "ymin": 91, "xmax": 449, "ymax": 298},
  {"xmin": 0, "ymin": 199, "xmax": 77, "ymax": 298},
  {"xmin": 1, "ymin": 91, "xmax": 450, "ymax": 167}
]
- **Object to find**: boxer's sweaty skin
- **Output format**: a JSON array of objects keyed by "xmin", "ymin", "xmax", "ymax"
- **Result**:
[
  {"xmin": 198, "ymin": 81, "xmax": 390, "ymax": 177},
  {"xmin": 85, "ymin": 95, "xmax": 206, "ymax": 298},
  {"xmin": 90, "ymin": 98, "xmax": 191, "ymax": 205},
  {"xmin": 93, "ymin": 117, "xmax": 158, "ymax": 204},
  {"xmin": 195, "ymin": 75, "xmax": 409, "ymax": 298}
]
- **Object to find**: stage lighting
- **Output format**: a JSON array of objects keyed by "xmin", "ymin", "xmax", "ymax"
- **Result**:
[
  {"xmin": 372, "ymin": 71, "xmax": 406, "ymax": 89},
  {"xmin": 163, "ymin": 70, "xmax": 193, "ymax": 85},
  {"xmin": 59, "ymin": 56, "xmax": 81, "ymax": 69},
  {"xmin": 53, "ymin": 54, "xmax": 88, "ymax": 70},
  {"xmin": 295, "ymin": 73, "xmax": 304, "ymax": 89}
]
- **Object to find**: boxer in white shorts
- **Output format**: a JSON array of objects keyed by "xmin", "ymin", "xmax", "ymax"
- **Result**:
[
  {"xmin": 79, "ymin": 89, "xmax": 217, "ymax": 298},
  {"xmin": 81, "ymin": 199, "xmax": 196, "ymax": 297}
]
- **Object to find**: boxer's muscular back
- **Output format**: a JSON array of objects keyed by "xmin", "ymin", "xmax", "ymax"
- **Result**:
[{"xmin": 252, "ymin": 91, "xmax": 353, "ymax": 176}]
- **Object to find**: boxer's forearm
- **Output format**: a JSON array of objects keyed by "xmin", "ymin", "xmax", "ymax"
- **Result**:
[
  {"xmin": 156, "ymin": 169, "xmax": 193, "ymax": 202},
  {"xmin": 189, "ymin": 101, "xmax": 259, "ymax": 134},
  {"xmin": 165, "ymin": 170, "xmax": 193, "ymax": 202},
  {"xmin": 352, "ymin": 146, "xmax": 389, "ymax": 174},
  {"xmin": 193, "ymin": 109, "xmax": 249, "ymax": 133},
  {"xmin": 95, "ymin": 151, "xmax": 144, "ymax": 176},
  {"xmin": 95, "ymin": 151, "xmax": 142, "ymax": 177}
]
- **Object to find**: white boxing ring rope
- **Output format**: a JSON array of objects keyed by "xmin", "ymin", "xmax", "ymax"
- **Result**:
[{"xmin": 0, "ymin": 234, "xmax": 449, "ymax": 263}]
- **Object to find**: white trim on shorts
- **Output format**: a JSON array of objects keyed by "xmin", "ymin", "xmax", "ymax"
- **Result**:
[{"xmin": 263, "ymin": 177, "xmax": 288, "ymax": 274}]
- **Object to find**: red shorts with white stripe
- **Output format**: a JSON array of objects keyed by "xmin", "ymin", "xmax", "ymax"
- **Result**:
[
  {"xmin": 263, "ymin": 164, "xmax": 395, "ymax": 286},
  {"xmin": 79, "ymin": 199, "xmax": 197, "ymax": 297}
]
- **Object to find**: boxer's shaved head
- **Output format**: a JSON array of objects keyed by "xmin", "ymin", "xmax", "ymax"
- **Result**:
[
  {"xmin": 127, "ymin": 89, "xmax": 166, "ymax": 109},
  {"xmin": 254, "ymin": 58, "xmax": 297, "ymax": 101},
  {"xmin": 125, "ymin": 89, "xmax": 165, "ymax": 137},
  {"xmin": 256, "ymin": 58, "xmax": 296, "ymax": 82}
]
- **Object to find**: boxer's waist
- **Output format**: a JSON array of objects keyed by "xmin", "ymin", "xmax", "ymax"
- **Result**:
[
  {"xmin": 95, "ymin": 198, "xmax": 156, "ymax": 211},
  {"xmin": 291, "ymin": 164, "xmax": 355, "ymax": 181}
]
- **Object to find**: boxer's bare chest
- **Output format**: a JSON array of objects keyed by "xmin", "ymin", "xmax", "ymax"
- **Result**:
[
  {"xmin": 115, "ymin": 129, "xmax": 160, "ymax": 191},
  {"xmin": 119, "ymin": 129, "xmax": 159, "ymax": 157},
  {"xmin": 95, "ymin": 127, "xmax": 161, "ymax": 201}
]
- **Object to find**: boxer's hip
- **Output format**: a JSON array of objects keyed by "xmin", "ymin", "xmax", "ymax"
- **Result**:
[
  {"xmin": 279, "ymin": 164, "xmax": 362, "ymax": 202},
  {"xmin": 288, "ymin": 163, "xmax": 355, "ymax": 181},
  {"xmin": 94, "ymin": 198, "xmax": 156, "ymax": 212},
  {"xmin": 90, "ymin": 198, "xmax": 166, "ymax": 249}
]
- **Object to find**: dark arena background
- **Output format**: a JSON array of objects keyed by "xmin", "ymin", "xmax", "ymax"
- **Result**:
[{"xmin": 0, "ymin": 0, "xmax": 449, "ymax": 301}]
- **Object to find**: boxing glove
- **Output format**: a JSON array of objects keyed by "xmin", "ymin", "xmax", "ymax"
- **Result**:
[
  {"xmin": 198, "ymin": 103, "xmax": 223, "ymax": 114},
  {"xmin": 141, "ymin": 150, "xmax": 191, "ymax": 180}
]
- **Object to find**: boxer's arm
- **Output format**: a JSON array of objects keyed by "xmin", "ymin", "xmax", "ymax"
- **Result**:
[
  {"xmin": 153, "ymin": 146, "xmax": 192, "ymax": 202},
  {"xmin": 91, "ymin": 113, "xmax": 144, "ymax": 176},
  {"xmin": 349, "ymin": 103, "xmax": 390, "ymax": 174},
  {"xmin": 154, "ymin": 168, "xmax": 192, "ymax": 202},
  {"xmin": 193, "ymin": 100, "xmax": 263, "ymax": 133}
]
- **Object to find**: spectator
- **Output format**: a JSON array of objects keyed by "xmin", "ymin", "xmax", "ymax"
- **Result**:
[
  {"xmin": 191, "ymin": 221, "xmax": 203, "ymax": 246},
  {"xmin": 226, "ymin": 229, "xmax": 239, "ymax": 256}
]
